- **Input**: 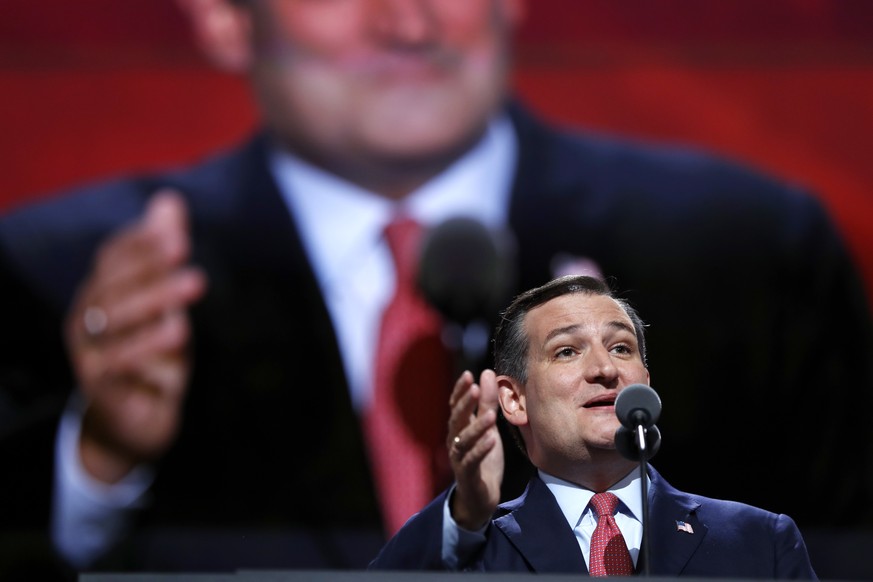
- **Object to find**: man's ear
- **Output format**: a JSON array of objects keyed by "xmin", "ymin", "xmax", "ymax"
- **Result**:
[
  {"xmin": 497, "ymin": 375, "xmax": 527, "ymax": 427},
  {"xmin": 176, "ymin": 0, "xmax": 253, "ymax": 72}
]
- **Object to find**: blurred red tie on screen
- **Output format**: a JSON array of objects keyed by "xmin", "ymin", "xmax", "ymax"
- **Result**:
[{"xmin": 364, "ymin": 217, "xmax": 454, "ymax": 535}]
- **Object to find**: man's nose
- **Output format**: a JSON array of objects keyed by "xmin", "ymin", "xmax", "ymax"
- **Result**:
[
  {"xmin": 583, "ymin": 347, "xmax": 619, "ymax": 385},
  {"xmin": 371, "ymin": 0, "xmax": 437, "ymax": 45}
]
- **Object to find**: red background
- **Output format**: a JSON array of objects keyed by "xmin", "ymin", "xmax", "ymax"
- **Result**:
[{"xmin": 2, "ymin": 0, "xmax": 872, "ymax": 301}]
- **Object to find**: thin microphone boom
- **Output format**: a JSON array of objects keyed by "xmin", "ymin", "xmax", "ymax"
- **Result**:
[{"xmin": 614, "ymin": 384, "xmax": 663, "ymax": 577}]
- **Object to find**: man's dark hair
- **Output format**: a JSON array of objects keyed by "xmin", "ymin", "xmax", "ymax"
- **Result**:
[{"xmin": 492, "ymin": 275, "xmax": 647, "ymax": 454}]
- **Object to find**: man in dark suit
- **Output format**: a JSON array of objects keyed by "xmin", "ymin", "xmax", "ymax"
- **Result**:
[
  {"xmin": 0, "ymin": 0, "xmax": 870, "ymax": 577},
  {"xmin": 370, "ymin": 275, "xmax": 817, "ymax": 578}
]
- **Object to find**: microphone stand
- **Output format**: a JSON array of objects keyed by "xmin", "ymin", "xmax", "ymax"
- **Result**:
[
  {"xmin": 615, "ymin": 385, "xmax": 662, "ymax": 578},
  {"xmin": 615, "ymin": 423, "xmax": 661, "ymax": 578},
  {"xmin": 636, "ymin": 424, "xmax": 651, "ymax": 578}
]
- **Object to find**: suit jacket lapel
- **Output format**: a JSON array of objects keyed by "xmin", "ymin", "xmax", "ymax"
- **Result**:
[
  {"xmin": 646, "ymin": 466, "xmax": 707, "ymax": 576},
  {"xmin": 181, "ymin": 134, "xmax": 320, "ymax": 283},
  {"xmin": 494, "ymin": 476, "xmax": 587, "ymax": 573}
]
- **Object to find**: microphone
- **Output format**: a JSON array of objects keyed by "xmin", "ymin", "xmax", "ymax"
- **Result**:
[
  {"xmin": 614, "ymin": 383, "xmax": 662, "ymax": 462},
  {"xmin": 417, "ymin": 217, "xmax": 516, "ymax": 372},
  {"xmin": 615, "ymin": 383, "xmax": 661, "ymax": 429},
  {"xmin": 417, "ymin": 217, "xmax": 516, "ymax": 326}
]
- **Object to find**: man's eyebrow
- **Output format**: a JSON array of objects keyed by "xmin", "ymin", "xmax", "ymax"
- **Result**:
[
  {"xmin": 607, "ymin": 320, "xmax": 636, "ymax": 336},
  {"xmin": 543, "ymin": 321, "xmax": 635, "ymax": 344},
  {"xmin": 543, "ymin": 324, "xmax": 581, "ymax": 344}
]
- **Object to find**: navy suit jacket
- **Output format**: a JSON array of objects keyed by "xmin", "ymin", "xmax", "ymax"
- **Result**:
[
  {"xmin": 370, "ymin": 467, "xmax": 817, "ymax": 579},
  {"xmin": 0, "ymin": 102, "xmax": 871, "ymax": 573}
]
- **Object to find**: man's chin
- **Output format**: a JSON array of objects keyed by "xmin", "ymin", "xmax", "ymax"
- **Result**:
[
  {"xmin": 588, "ymin": 425, "xmax": 624, "ymax": 452},
  {"xmin": 365, "ymin": 117, "xmax": 482, "ymax": 156},
  {"xmin": 360, "ymin": 125, "xmax": 486, "ymax": 178},
  {"xmin": 361, "ymin": 87, "xmax": 490, "ymax": 148}
]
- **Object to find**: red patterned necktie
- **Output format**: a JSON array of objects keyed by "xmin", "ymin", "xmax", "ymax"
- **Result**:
[
  {"xmin": 363, "ymin": 216, "xmax": 454, "ymax": 535},
  {"xmin": 589, "ymin": 492, "xmax": 635, "ymax": 577}
]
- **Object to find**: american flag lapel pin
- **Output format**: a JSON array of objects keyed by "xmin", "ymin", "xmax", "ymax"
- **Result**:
[{"xmin": 676, "ymin": 520, "xmax": 694, "ymax": 534}]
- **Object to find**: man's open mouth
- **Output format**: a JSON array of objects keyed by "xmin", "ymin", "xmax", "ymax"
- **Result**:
[{"xmin": 583, "ymin": 396, "xmax": 616, "ymax": 408}]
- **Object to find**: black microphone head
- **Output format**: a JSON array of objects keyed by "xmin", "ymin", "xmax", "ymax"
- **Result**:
[
  {"xmin": 615, "ymin": 384, "xmax": 662, "ymax": 429},
  {"xmin": 417, "ymin": 217, "xmax": 516, "ymax": 326}
]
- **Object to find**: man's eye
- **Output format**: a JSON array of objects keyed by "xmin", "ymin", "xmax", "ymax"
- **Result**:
[
  {"xmin": 556, "ymin": 347, "xmax": 575, "ymax": 358},
  {"xmin": 612, "ymin": 344, "xmax": 631, "ymax": 354}
]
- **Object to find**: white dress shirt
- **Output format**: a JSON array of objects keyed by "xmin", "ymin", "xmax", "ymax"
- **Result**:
[
  {"xmin": 52, "ymin": 115, "xmax": 518, "ymax": 566},
  {"xmin": 52, "ymin": 393, "xmax": 154, "ymax": 568},
  {"xmin": 543, "ymin": 469, "xmax": 645, "ymax": 567}
]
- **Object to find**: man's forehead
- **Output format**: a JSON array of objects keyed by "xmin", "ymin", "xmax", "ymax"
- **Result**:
[{"xmin": 525, "ymin": 293, "xmax": 632, "ymax": 336}]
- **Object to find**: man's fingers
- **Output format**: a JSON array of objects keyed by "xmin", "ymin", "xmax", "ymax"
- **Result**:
[
  {"xmin": 447, "ymin": 371, "xmax": 477, "ymax": 422},
  {"xmin": 453, "ymin": 432, "xmax": 497, "ymax": 472},
  {"xmin": 133, "ymin": 352, "xmax": 190, "ymax": 403},
  {"xmin": 145, "ymin": 189, "xmax": 189, "ymax": 232},
  {"xmin": 477, "ymin": 369, "xmax": 499, "ymax": 409},
  {"xmin": 93, "ymin": 189, "xmax": 191, "ymax": 287},
  {"xmin": 91, "ymin": 267, "xmax": 207, "ymax": 340},
  {"xmin": 449, "ymin": 408, "xmax": 497, "ymax": 462},
  {"xmin": 448, "ymin": 370, "xmax": 474, "ymax": 409},
  {"xmin": 447, "ymin": 369, "xmax": 501, "ymax": 451},
  {"xmin": 142, "ymin": 189, "xmax": 192, "ymax": 267},
  {"xmin": 79, "ymin": 310, "xmax": 192, "ymax": 395},
  {"xmin": 68, "ymin": 188, "xmax": 205, "ymax": 348},
  {"xmin": 70, "ymin": 266, "xmax": 206, "ymax": 351},
  {"xmin": 109, "ymin": 310, "xmax": 192, "ymax": 375}
]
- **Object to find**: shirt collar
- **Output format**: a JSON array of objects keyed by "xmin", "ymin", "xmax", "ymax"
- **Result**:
[
  {"xmin": 267, "ymin": 114, "xmax": 518, "ymax": 292},
  {"xmin": 540, "ymin": 468, "xmax": 647, "ymax": 527}
]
